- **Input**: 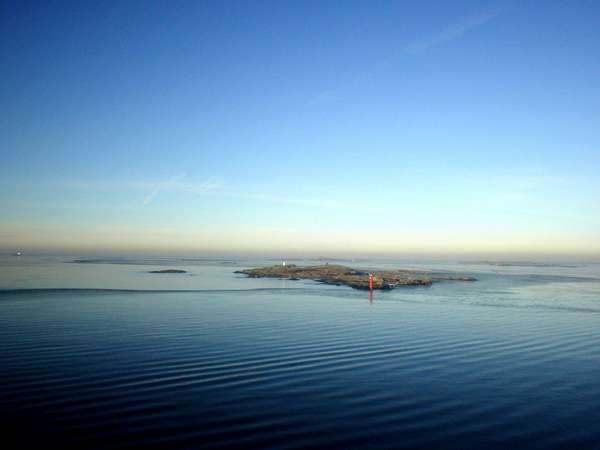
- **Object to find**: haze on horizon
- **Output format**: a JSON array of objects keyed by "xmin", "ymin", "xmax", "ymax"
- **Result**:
[{"xmin": 1, "ymin": 1, "xmax": 599, "ymax": 257}]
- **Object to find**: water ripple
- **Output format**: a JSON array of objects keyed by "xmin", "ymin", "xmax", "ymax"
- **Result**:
[{"xmin": 1, "ymin": 289, "xmax": 600, "ymax": 449}]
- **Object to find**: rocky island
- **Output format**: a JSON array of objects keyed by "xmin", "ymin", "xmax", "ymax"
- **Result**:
[
  {"xmin": 235, "ymin": 264, "xmax": 476, "ymax": 290},
  {"xmin": 148, "ymin": 269, "xmax": 187, "ymax": 274}
]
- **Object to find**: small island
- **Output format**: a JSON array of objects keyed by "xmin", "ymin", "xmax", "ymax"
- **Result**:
[
  {"xmin": 148, "ymin": 269, "xmax": 187, "ymax": 274},
  {"xmin": 235, "ymin": 264, "xmax": 476, "ymax": 290}
]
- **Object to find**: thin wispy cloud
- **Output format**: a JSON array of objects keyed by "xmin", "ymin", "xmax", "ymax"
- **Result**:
[
  {"xmin": 307, "ymin": 7, "xmax": 503, "ymax": 106},
  {"xmin": 60, "ymin": 176, "xmax": 225, "ymax": 199},
  {"xmin": 224, "ymin": 191, "xmax": 348, "ymax": 210},
  {"xmin": 221, "ymin": 190, "xmax": 386, "ymax": 213},
  {"xmin": 141, "ymin": 175, "xmax": 223, "ymax": 205},
  {"xmin": 142, "ymin": 173, "xmax": 187, "ymax": 205},
  {"xmin": 58, "ymin": 176, "xmax": 376, "ymax": 212},
  {"xmin": 403, "ymin": 9, "xmax": 502, "ymax": 55}
]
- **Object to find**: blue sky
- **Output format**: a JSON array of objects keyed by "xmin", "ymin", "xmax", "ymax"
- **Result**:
[{"xmin": 1, "ymin": 0, "xmax": 599, "ymax": 255}]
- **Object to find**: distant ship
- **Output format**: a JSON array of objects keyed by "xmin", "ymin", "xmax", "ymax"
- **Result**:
[{"xmin": 13, "ymin": 251, "xmax": 22, "ymax": 257}]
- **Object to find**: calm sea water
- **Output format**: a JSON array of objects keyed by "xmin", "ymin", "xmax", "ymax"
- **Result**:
[{"xmin": 1, "ymin": 255, "xmax": 600, "ymax": 449}]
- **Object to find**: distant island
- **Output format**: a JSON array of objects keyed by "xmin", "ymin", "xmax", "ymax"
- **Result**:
[
  {"xmin": 235, "ymin": 264, "xmax": 476, "ymax": 290},
  {"xmin": 148, "ymin": 269, "xmax": 187, "ymax": 274},
  {"xmin": 467, "ymin": 261, "xmax": 579, "ymax": 268}
]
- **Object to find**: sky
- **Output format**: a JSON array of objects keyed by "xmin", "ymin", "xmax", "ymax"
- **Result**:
[{"xmin": 1, "ymin": 0, "xmax": 599, "ymax": 256}]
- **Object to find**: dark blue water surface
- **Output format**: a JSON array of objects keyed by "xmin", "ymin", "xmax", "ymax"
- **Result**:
[{"xmin": 1, "ymin": 257, "xmax": 600, "ymax": 449}]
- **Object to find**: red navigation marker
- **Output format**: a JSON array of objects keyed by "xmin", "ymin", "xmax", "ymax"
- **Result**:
[{"xmin": 369, "ymin": 273, "xmax": 374, "ymax": 290}]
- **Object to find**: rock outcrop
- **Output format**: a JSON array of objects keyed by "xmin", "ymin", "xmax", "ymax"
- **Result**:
[{"xmin": 235, "ymin": 264, "xmax": 475, "ymax": 290}]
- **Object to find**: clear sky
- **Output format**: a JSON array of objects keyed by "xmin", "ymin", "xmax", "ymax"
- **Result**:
[{"xmin": 1, "ymin": 0, "xmax": 599, "ymax": 256}]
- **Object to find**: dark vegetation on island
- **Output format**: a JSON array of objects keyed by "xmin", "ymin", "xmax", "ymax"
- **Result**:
[
  {"xmin": 148, "ymin": 269, "xmax": 187, "ymax": 274},
  {"xmin": 235, "ymin": 264, "xmax": 476, "ymax": 290}
]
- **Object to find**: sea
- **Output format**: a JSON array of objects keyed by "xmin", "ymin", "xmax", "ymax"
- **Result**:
[{"xmin": 1, "ymin": 254, "xmax": 600, "ymax": 449}]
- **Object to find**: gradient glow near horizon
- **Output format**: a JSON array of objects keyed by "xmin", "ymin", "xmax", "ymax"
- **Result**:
[{"xmin": 1, "ymin": 1, "xmax": 599, "ymax": 256}]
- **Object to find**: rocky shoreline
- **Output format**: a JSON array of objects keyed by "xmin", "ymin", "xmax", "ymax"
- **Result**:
[{"xmin": 235, "ymin": 264, "xmax": 476, "ymax": 290}]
